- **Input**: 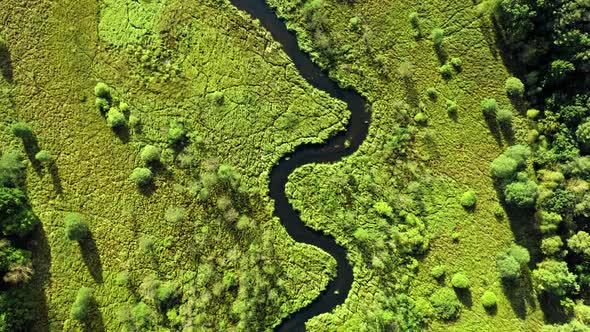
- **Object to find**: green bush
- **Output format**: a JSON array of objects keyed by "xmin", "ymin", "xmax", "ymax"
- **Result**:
[
  {"xmin": 481, "ymin": 98, "xmax": 497, "ymax": 116},
  {"xmin": 374, "ymin": 201, "xmax": 393, "ymax": 218},
  {"xmin": 11, "ymin": 122, "xmax": 33, "ymax": 139},
  {"xmin": 397, "ymin": 62, "xmax": 415, "ymax": 80},
  {"xmin": 95, "ymin": 97, "xmax": 110, "ymax": 111},
  {"xmin": 128, "ymin": 114, "xmax": 140, "ymax": 128},
  {"xmin": 106, "ymin": 109, "xmax": 126, "ymax": 128},
  {"xmin": 70, "ymin": 287, "xmax": 93, "ymax": 321},
  {"xmin": 94, "ymin": 82, "xmax": 111, "ymax": 98},
  {"xmin": 140, "ymin": 145, "xmax": 161, "ymax": 164},
  {"xmin": 504, "ymin": 145, "xmax": 531, "ymax": 168},
  {"xmin": 451, "ymin": 272, "xmax": 470, "ymax": 289},
  {"xmin": 409, "ymin": 12, "xmax": 419, "ymax": 27},
  {"xmin": 450, "ymin": 57, "xmax": 462, "ymax": 70},
  {"xmin": 0, "ymin": 151, "xmax": 25, "ymax": 187},
  {"xmin": 210, "ymin": 91, "xmax": 224, "ymax": 105},
  {"xmin": 460, "ymin": 190, "xmax": 476, "ymax": 209},
  {"xmin": 165, "ymin": 207, "xmax": 186, "ymax": 224},
  {"xmin": 168, "ymin": 121, "xmax": 186, "ymax": 145},
  {"xmin": 431, "ymin": 265, "xmax": 446, "ymax": 279},
  {"xmin": 527, "ymin": 108, "xmax": 540, "ymax": 120},
  {"xmin": 481, "ymin": 290, "xmax": 497, "ymax": 308},
  {"xmin": 426, "ymin": 88, "xmax": 438, "ymax": 100},
  {"xmin": 217, "ymin": 164, "xmax": 240, "ymax": 184},
  {"xmin": 439, "ymin": 64, "xmax": 452, "ymax": 79},
  {"xmin": 576, "ymin": 120, "xmax": 590, "ymax": 150},
  {"xmin": 509, "ymin": 244, "xmax": 531, "ymax": 265},
  {"xmin": 505, "ymin": 77, "xmax": 524, "ymax": 98},
  {"xmin": 414, "ymin": 112, "xmax": 428, "ymax": 125},
  {"xmin": 130, "ymin": 168, "xmax": 153, "ymax": 187},
  {"xmin": 568, "ymin": 231, "xmax": 590, "ymax": 257},
  {"xmin": 34, "ymin": 150, "xmax": 51, "ymax": 164},
  {"xmin": 496, "ymin": 108, "xmax": 513, "ymax": 127},
  {"xmin": 541, "ymin": 236, "xmax": 564, "ymax": 257},
  {"xmin": 349, "ymin": 16, "xmax": 360, "ymax": 30},
  {"xmin": 431, "ymin": 28, "xmax": 444, "ymax": 47},
  {"xmin": 446, "ymin": 100, "xmax": 458, "ymax": 116},
  {"xmin": 64, "ymin": 213, "xmax": 89, "ymax": 241},
  {"xmin": 0, "ymin": 187, "xmax": 38, "ymax": 237},
  {"xmin": 430, "ymin": 287, "xmax": 461, "ymax": 320}
]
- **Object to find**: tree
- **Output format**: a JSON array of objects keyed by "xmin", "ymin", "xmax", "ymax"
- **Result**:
[
  {"xmin": 107, "ymin": 109, "xmax": 126, "ymax": 128},
  {"xmin": 497, "ymin": 253, "xmax": 521, "ymax": 280},
  {"xmin": 568, "ymin": 231, "xmax": 590, "ymax": 257},
  {"xmin": 497, "ymin": 108, "xmax": 513, "ymax": 127},
  {"xmin": 504, "ymin": 178, "xmax": 538, "ymax": 208},
  {"xmin": 130, "ymin": 168, "xmax": 153, "ymax": 186},
  {"xmin": 541, "ymin": 236, "xmax": 564, "ymax": 257},
  {"xmin": 533, "ymin": 260, "xmax": 579, "ymax": 297},
  {"xmin": 11, "ymin": 122, "xmax": 32, "ymax": 140},
  {"xmin": 0, "ymin": 150, "xmax": 25, "ymax": 187},
  {"xmin": 451, "ymin": 273, "xmax": 470, "ymax": 289},
  {"xmin": 168, "ymin": 121, "xmax": 186, "ymax": 145},
  {"xmin": 94, "ymin": 82, "xmax": 111, "ymax": 98},
  {"xmin": 481, "ymin": 98, "xmax": 497, "ymax": 116},
  {"xmin": 481, "ymin": 290, "xmax": 497, "ymax": 308},
  {"xmin": 505, "ymin": 77, "xmax": 524, "ymax": 98},
  {"xmin": 217, "ymin": 164, "xmax": 240, "ymax": 185},
  {"xmin": 491, "ymin": 154, "xmax": 518, "ymax": 179},
  {"xmin": 460, "ymin": 190, "xmax": 476, "ymax": 209},
  {"xmin": 165, "ymin": 207, "xmax": 186, "ymax": 223},
  {"xmin": 450, "ymin": 57, "xmax": 462, "ymax": 70},
  {"xmin": 397, "ymin": 62, "xmax": 415, "ymax": 80},
  {"xmin": 576, "ymin": 120, "xmax": 590, "ymax": 151},
  {"xmin": 504, "ymin": 145, "xmax": 530, "ymax": 168},
  {"xmin": 430, "ymin": 287, "xmax": 461, "ymax": 320},
  {"xmin": 509, "ymin": 244, "xmax": 530, "ymax": 265},
  {"xmin": 374, "ymin": 201, "xmax": 393, "ymax": 218},
  {"xmin": 431, "ymin": 28, "xmax": 444, "ymax": 47},
  {"xmin": 34, "ymin": 150, "xmax": 51, "ymax": 164},
  {"xmin": 140, "ymin": 145, "xmax": 161, "ymax": 164},
  {"xmin": 431, "ymin": 265, "xmax": 446, "ymax": 279},
  {"xmin": 70, "ymin": 287, "xmax": 93, "ymax": 321},
  {"xmin": 64, "ymin": 213, "xmax": 89, "ymax": 241},
  {"xmin": 0, "ymin": 187, "xmax": 38, "ymax": 237},
  {"xmin": 439, "ymin": 64, "xmax": 452, "ymax": 79}
]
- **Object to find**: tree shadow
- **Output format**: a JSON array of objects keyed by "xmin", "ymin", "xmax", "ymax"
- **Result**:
[
  {"xmin": 138, "ymin": 182, "xmax": 156, "ymax": 197},
  {"xmin": 113, "ymin": 126, "xmax": 130, "ymax": 144},
  {"xmin": 30, "ymin": 223, "xmax": 51, "ymax": 332},
  {"xmin": 435, "ymin": 45, "xmax": 448, "ymax": 65},
  {"xmin": 49, "ymin": 163, "xmax": 63, "ymax": 194},
  {"xmin": 83, "ymin": 296, "xmax": 105, "ymax": 332},
  {"xmin": 402, "ymin": 79, "xmax": 420, "ymax": 109},
  {"xmin": 500, "ymin": 123, "xmax": 515, "ymax": 145},
  {"xmin": 79, "ymin": 235, "xmax": 103, "ymax": 284},
  {"xmin": 485, "ymin": 304, "xmax": 498, "ymax": 316},
  {"xmin": 484, "ymin": 113, "xmax": 503, "ymax": 146},
  {"xmin": 454, "ymin": 288, "xmax": 473, "ymax": 308},
  {"xmin": 501, "ymin": 279, "xmax": 528, "ymax": 319},
  {"xmin": 538, "ymin": 292, "xmax": 569, "ymax": 324},
  {"xmin": 0, "ymin": 43, "xmax": 13, "ymax": 83},
  {"xmin": 21, "ymin": 135, "xmax": 42, "ymax": 175}
]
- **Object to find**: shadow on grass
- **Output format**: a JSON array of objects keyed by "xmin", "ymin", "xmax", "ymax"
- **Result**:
[
  {"xmin": 435, "ymin": 45, "xmax": 448, "ymax": 65},
  {"xmin": 83, "ymin": 297, "xmax": 105, "ymax": 332},
  {"xmin": 485, "ymin": 304, "xmax": 498, "ymax": 316},
  {"xmin": 538, "ymin": 292, "xmax": 569, "ymax": 324},
  {"xmin": 30, "ymin": 224, "xmax": 51, "ymax": 332},
  {"xmin": 80, "ymin": 236, "xmax": 103, "ymax": 284},
  {"xmin": 501, "ymin": 276, "xmax": 536, "ymax": 320},
  {"xmin": 49, "ymin": 163, "xmax": 63, "ymax": 194},
  {"xmin": 484, "ymin": 112, "xmax": 503, "ymax": 146},
  {"xmin": 454, "ymin": 288, "xmax": 473, "ymax": 308},
  {"xmin": 500, "ymin": 123, "xmax": 515, "ymax": 145},
  {"xmin": 113, "ymin": 126, "xmax": 130, "ymax": 144},
  {"xmin": 0, "ymin": 44, "xmax": 13, "ymax": 83}
]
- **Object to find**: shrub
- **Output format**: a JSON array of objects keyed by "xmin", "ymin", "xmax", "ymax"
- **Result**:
[
  {"xmin": 409, "ymin": 12, "xmax": 419, "ymax": 27},
  {"xmin": 155, "ymin": 281, "xmax": 179, "ymax": 309},
  {"xmin": 481, "ymin": 98, "xmax": 497, "ymax": 116},
  {"xmin": 236, "ymin": 215, "xmax": 252, "ymax": 230},
  {"xmin": 504, "ymin": 145, "xmax": 530, "ymax": 168},
  {"xmin": 130, "ymin": 167, "xmax": 153, "ymax": 186},
  {"xmin": 451, "ymin": 232, "xmax": 461, "ymax": 242},
  {"xmin": 349, "ymin": 16, "xmax": 360, "ymax": 30},
  {"xmin": 450, "ymin": 57, "xmax": 462, "ymax": 70},
  {"xmin": 94, "ymin": 82, "xmax": 111, "ymax": 98},
  {"xmin": 11, "ymin": 122, "xmax": 32, "ymax": 139},
  {"xmin": 210, "ymin": 91, "xmax": 224, "ymax": 105},
  {"xmin": 374, "ymin": 201, "xmax": 393, "ymax": 218},
  {"xmin": 460, "ymin": 190, "xmax": 476, "ymax": 209},
  {"xmin": 451, "ymin": 273, "xmax": 470, "ymax": 289},
  {"xmin": 414, "ymin": 112, "xmax": 427, "ymax": 125},
  {"xmin": 497, "ymin": 253, "xmax": 521, "ymax": 280},
  {"xmin": 0, "ymin": 151, "xmax": 25, "ymax": 187},
  {"xmin": 70, "ymin": 287, "xmax": 93, "ymax": 321},
  {"xmin": 64, "ymin": 213, "xmax": 89, "ymax": 241},
  {"xmin": 217, "ymin": 164, "xmax": 240, "ymax": 184},
  {"xmin": 481, "ymin": 290, "xmax": 497, "ymax": 308},
  {"xmin": 430, "ymin": 287, "xmax": 461, "ymax": 320},
  {"xmin": 165, "ymin": 207, "xmax": 186, "ymax": 224},
  {"xmin": 107, "ymin": 109, "xmax": 126, "ymax": 128},
  {"xmin": 115, "ymin": 271, "xmax": 130, "ymax": 287},
  {"xmin": 439, "ymin": 64, "xmax": 452, "ymax": 79},
  {"xmin": 168, "ymin": 121, "xmax": 186, "ymax": 145},
  {"xmin": 496, "ymin": 108, "xmax": 513, "ymax": 127},
  {"xmin": 95, "ymin": 97, "xmax": 110, "ymax": 111},
  {"xmin": 491, "ymin": 154, "xmax": 518, "ymax": 179},
  {"xmin": 426, "ymin": 88, "xmax": 438, "ymax": 100},
  {"xmin": 431, "ymin": 28, "xmax": 444, "ymax": 47},
  {"xmin": 128, "ymin": 114, "xmax": 140, "ymax": 128},
  {"xmin": 504, "ymin": 178, "xmax": 538, "ymax": 208},
  {"xmin": 446, "ymin": 100, "xmax": 458, "ymax": 116},
  {"xmin": 431, "ymin": 265, "xmax": 446, "ymax": 279},
  {"xmin": 140, "ymin": 145, "xmax": 161, "ymax": 164},
  {"xmin": 35, "ymin": 150, "xmax": 51, "ymax": 164},
  {"xmin": 217, "ymin": 196, "xmax": 232, "ymax": 211},
  {"xmin": 505, "ymin": 77, "xmax": 524, "ymax": 98},
  {"xmin": 398, "ymin": 62, "xmax": 415, "ymax": 80},
  {"xmin": 0, "ymin": 187, "xmax": 37, "ymax": 237}
]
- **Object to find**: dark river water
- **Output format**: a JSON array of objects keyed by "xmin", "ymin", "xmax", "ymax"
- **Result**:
[{"xmin": 228, "ymin": 0, "xmax": 371, "ymax": 330}]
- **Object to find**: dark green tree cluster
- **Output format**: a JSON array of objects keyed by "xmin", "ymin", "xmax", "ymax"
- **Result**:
[
  {"xmin": 496, "ymin": 244, "xmax": 530, "ymax": 280},
  {"xmin": 491, "ymin": 145, "xmax": 538, "ymax": 208},
  {"xmin": 0, "ymin": 149, "xmax": 38, "ymax": 330}
]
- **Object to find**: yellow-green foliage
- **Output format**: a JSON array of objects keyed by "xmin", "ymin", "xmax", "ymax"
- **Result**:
[{"xmin": 0, "ymin": 0, "xmax": 349, "ymax": 330}]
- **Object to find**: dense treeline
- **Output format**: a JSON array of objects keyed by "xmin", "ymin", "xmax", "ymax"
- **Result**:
[
  {"xmin": 0, "ymin": 147, "xmax": 38, "ymax": 330},
  {"xmin": 489, "ymin": 0, "xmax": 590, "ymax": 329}
]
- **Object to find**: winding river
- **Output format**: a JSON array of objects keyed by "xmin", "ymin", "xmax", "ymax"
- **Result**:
[{"xmin": 228, "ymin": 1, "xmax": 371, "ymax": 330}]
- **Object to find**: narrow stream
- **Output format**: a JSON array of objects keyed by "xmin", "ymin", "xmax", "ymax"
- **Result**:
[{"xmin": 228, "ymin": 1, "xmax": 371, "ymax": 330}]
